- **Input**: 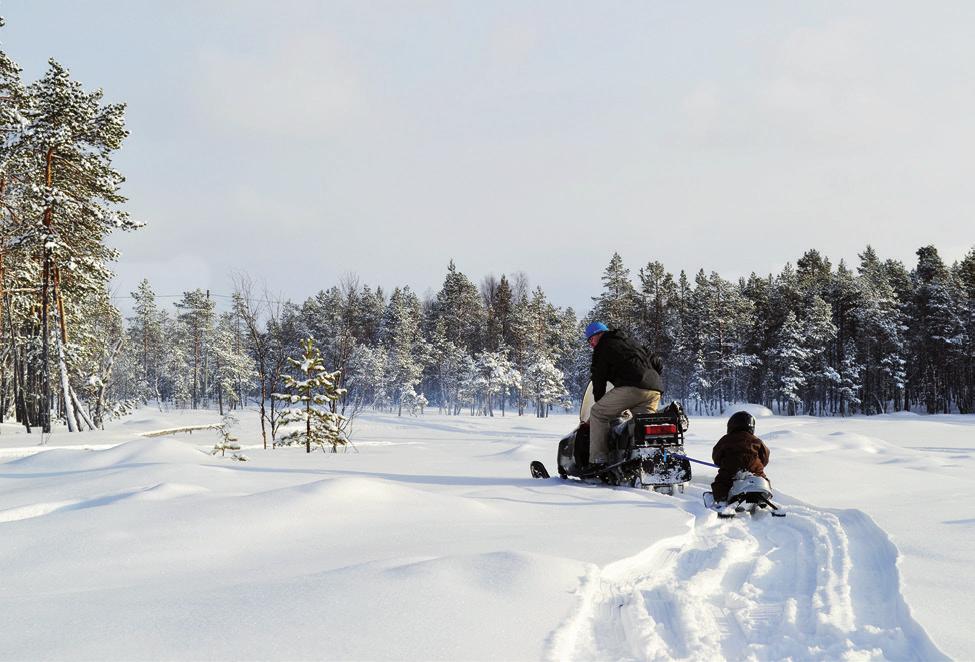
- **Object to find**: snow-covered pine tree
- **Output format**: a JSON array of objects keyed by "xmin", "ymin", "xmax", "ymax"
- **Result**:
[
  {"xmin": 855, "ymin": 247, "xmax": 907, "ymax": 413},
  {"xmin": 211, "ymin": 311, "xmax": 256, "ymax": 415},
  {"xmin": 165, "ymin": 317, "xmax": 192, "ymax": 408},
  {"xmin": 425, "ymin": 318, "xmax": 466, "ymax": 414},
  {"xmin": 3, "ymin": 57, "xmax": 140, "ymax": 432},
  {"xmin": 211, "ymin": 413, "xmax": 244, "ymax": 460},
  {"xmin": 796, "ymin": 249, "xmax": 833, "ymax": 299},
  {"xmin": 954, "ymin": 248, "xmax": 975, "ymax": 413},
  {"xmin": 908, "ymin": 246, "xmax": 965, "ymax": 413},
  {"xmin": 739, "ymin": 273, "xmax": 776, "ymax": 407},
  {"xmin": 380, "ymin": 286, "xmax": 426, "ymax": 416},
  {"xmin": 800, "ymin": 294, "xmax": 837, "ymax": 415},
  {"xmin": 837, "ymin": 340, "xmax": 863, "ymax": 416},
  {"xmin": 637, "ymin": 261, "xmax": 677, "ymax": 360},
  {"xmin": 828, "ymin": 260, "xmax": 861, "ymax": 414},
  {"xmin": 667, "ymin": 270, "xmax": 695, "ymax": 405},
  {"xmin": 590, "ymin": 252, "xmax": 638, "ymax": 332},
  {"xmin": 127, "ymin": 279, "xmax": 165, "ymax": 403},
  {"xmin": 523, "ymin": 356, "xmax": 569, "ymax": 417},
  {"xmin": 480, "ymin": 274, "xmax": 515, "ymax": 352},
  {"xmin": 686, "ymin": 270, "xmax": 717, "ymax": 411},
  {"xmin": 771, "ymin": 311, "xmax": 808, "ymax": 415},
  {"xmin": 273, "ymin": 337, "xmax": 348, "ymax": 453},
  {"xmin": 298, "ymin": 275, "xmax": 364, "ymax": 407},
  {"xmin": 346, "ymin": 343, "xmax": 388, "ymax": 411},
  {"xmin": 474, "ymin": 349, "xmax": 516, "ymax": 416},
  {"xmin": 431, "ymin": 260, "xmax": 482, "ymax": 353},
  {"xmin": 174, "ymin": 290, "xmax": 215, "ymax": 409},
  {"xmin": 0, "ymin": 22, "xmax": 30, "ymax": 428}
]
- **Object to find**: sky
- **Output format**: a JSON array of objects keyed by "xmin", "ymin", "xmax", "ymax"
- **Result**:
[{"xmin": 2, "ymin": 1, "xmax": 974, "ymax": 315}]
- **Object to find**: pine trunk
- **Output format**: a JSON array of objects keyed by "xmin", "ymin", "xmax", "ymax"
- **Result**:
[{"xmin": 55, "ymin": 326, "xmax": 77, "ymax": 432}]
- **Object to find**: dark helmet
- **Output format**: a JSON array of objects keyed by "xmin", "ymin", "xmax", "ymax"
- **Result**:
[{"xmin": 727, "ymin": 411, "xmax": 756, "ymax": 434}]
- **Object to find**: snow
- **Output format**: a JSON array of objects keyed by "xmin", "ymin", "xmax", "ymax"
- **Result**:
[
  {"xmin": 0, "ymin": 408, "xmax": 970, "ymax": 660},
  {"xmin": 721, "ymin": 402, "xmax": 775, "ymax": 418}
]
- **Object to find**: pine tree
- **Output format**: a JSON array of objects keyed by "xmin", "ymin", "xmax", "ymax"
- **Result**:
[
  {"xmin": 955, "ymin": 248, "xmax": 975, "ymax": 412},
  {"xmin": 431, "ymin": 260, "xmax": 482, "ymax": 352},
  {"xmin": 273, "ymin": 337, "xmax": 348, "ymax": 453},
  {"xmin": 801, "ymin": 294, "xmax": 837, "ymax": 415},
  {"xmin": 837, "ymin": 340, "xmax": 863, "ymax": 416},
  {"xmin": 3, "ymin": 57, "xmax": 139, "ymax": 431},
  {"xmin": 211, "ymin": 312, "xmax": 256, "ymax": 414},
  {"xmin": 174, "ymin": 289, "xmax": 215, "ymax": 409},
  {"xmin": 523, "ymin": 356, "xmax": 569, "ymax": 417},
  {"xmin": 637, "ymin": 261, "xmax": 677, "ymax": 358},
  {"xmin": 347, "ymin": 343, "xmax": 388, "ymax": 411},
  {"xmin": 127, "ymin": 279, "xmax": 165, "ymax": 402},
  {"xmin": 211, "ymin": 413, "xmax": 244, "ymax": 460},
  {"xmin": 381, "ymin": 287, "xmax": 426, "ymax": 416},
  {"xmin": 908, "ymin": 246, "xmax": 965, "ymax": 413},
  {"xmin": 856, "ymin": 247, "xmax": 907, "ymax": 413},
  {"xmin": 590, "ymin": 253, "xmax": 638, "ymax": 331},
  {"xmin": 771, "ymin": 311, "xmax": 808, "ymax": 415}
]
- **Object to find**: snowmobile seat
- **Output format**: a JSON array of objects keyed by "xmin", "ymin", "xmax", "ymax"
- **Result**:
[{"xmin": 727, "ymin": 471, "xmax": 773, "ymax": 504}]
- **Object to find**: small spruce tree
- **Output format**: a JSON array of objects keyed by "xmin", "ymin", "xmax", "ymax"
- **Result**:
[
  {"xmin": 273, "ymin": 337, "xmax": 348, "ymax": 453},
  {"xmin": 211, "ymin": 413, "xmax": 245, "ymax": 461}
]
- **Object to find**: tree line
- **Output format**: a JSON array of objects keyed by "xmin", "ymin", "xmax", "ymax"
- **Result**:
[
  {"xmin": 110, "ymin": 240, "xmax": 975, "ymax": 438},
  {"xmin": 112, "ymin": 266, "xmax": 580, "ymax": 448},
  {"xmin": 584, "ymin": 247, "xmax": 975, "ymax": 416}
]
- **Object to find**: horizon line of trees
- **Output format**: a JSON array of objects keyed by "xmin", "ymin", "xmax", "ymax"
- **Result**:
[
  {"xmin": 583, "ymin": 246, "xmax": 975, "ymax": 417},
  {"xmin": 108, "ymin": 242, "xmax": 975, "ymax": 434}
]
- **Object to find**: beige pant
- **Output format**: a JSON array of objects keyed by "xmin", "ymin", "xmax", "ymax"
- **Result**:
[{"xmin": 589, "ymin": 387, "xmax": 661, "ymax": 464}]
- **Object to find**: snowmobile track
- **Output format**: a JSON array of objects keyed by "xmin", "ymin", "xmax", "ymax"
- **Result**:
[{"xmin": 547, "ymin": 490, "xmax": 946, "ymax": 661}]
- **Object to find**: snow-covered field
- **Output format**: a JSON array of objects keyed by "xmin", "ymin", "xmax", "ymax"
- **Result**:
[{"xmin": 0, "ymin": 407, "xmax": 970, "ymax": 661}]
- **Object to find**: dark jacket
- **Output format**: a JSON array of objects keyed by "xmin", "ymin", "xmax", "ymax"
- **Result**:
[
  {"xmin": 712, "ymin": 430, "xmax": 769, "ymax": 479},
  {"xmin": 590, "ymin": 329, "xmax": 663, "ymax": 401}
]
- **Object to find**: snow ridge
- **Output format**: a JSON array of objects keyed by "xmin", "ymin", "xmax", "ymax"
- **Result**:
[{"xmin": 547, "ymin": 492, "xmax": 947, "ymax": 661}]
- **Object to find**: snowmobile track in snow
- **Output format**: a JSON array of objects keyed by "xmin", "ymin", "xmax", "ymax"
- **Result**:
[{"xmin": 547, "ymin": 490, "xmax": 946, "ymax": 661}]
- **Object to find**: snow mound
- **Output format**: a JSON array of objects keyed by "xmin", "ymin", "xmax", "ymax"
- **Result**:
[
  {"xmin": 245, "ymin": 476, "xmax": 493, "ymax": 521},
  {"xmin": 721, "ymin": 402, "xmax": 774, "ymax": 417},
  {"xmin": 252, "ymin": 552, "xmax": 587, "ymax": 660},
  {"xmin": 132, "ymin": 482, "xmax": 210, "ymax": 501},
  {"xmin": 7, "ymin": 438, "xmax": 208, "ymax": 472},
  {"xmin": 827, "ymin": 431, "xmax": 886, "ymax": 454},
  {"xmin": 384, "ymin": 550, "xmax": 562, "ymax": 590}
]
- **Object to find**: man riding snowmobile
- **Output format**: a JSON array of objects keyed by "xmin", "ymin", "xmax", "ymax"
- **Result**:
[{"xmin": 585, "ymin": 322, "xmax": 664, "ymax": 470}]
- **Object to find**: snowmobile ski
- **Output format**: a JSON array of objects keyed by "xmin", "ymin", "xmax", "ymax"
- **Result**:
[
  {"xmin": 530, "ymin": 461, "xmax": 550, "ymax": 479},
  {"xmin": 703, "ymin": 490, "xmax": 784, "ymax": 519}
]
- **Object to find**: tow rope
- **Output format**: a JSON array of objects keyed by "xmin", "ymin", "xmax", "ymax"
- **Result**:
[{"xmin": 662, "ymin": 450, "xmax": 718, "ymax": 468}]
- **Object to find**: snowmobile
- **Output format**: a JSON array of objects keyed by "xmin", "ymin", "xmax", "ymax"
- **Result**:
[
  {"xmin": 530, "ymin": 383, "xmax": 692, "ymax": 494},
  {"xmin": 702, "ymin": 471, "xmax": 786, "ymax": 518}
]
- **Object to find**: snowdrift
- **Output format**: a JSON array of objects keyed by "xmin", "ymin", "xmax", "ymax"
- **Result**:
[
  {"xmin": 0, "ymin": 409, "xmax": 969, "ymax": 659},
  {"xmin": 721, "ymin": 402, "xmax": 774, "ymax": 417}
]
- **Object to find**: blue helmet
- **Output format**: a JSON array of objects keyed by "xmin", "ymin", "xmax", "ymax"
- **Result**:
[{"xmin": 584, "ymin": 322, "xmax": 609, "ymax": 340}]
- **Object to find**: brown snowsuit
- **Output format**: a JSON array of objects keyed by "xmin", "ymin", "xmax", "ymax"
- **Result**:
[{"xmin": 710, "ymin": 430, "xmax": 770, "ymax": 502}]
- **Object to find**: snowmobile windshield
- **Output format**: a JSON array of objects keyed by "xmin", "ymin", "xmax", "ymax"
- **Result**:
[{"xmin": 579, "ymin": 381, "xmax": 614, "ymax": 423}]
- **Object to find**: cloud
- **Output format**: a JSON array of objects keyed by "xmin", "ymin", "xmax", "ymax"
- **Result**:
[{"xmin": 193, "ymin": 33, "xmax": 363, "ymax": 139}]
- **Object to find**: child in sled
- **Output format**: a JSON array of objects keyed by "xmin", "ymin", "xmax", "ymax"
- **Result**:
[{"xmin": 711, "ymin": 411, "xmax": 770, "ymax": 504}]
